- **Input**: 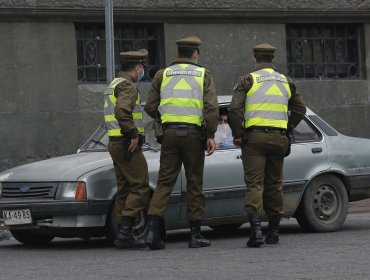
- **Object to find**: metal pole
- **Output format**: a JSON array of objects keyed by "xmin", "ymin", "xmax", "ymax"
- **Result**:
[{"xmin": 105, "ymin": 0, "xmax": 115, "ymax": 84}]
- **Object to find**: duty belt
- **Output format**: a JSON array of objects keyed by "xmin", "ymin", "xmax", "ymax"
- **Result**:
[
  {"xmin": 163, "ymin": 123, "xmax": 200, "ymax": 129},
  {"xmin": 245, "ymin": 126, "xmax": 286, "ymax": 134}
]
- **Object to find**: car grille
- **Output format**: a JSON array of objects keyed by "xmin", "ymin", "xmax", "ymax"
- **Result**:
[{"xmin": 1, "ymin": 182, "xmax": 58, "ymax": 199}]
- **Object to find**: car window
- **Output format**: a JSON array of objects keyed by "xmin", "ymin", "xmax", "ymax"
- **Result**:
[
  {"xmin": 292, "ymin": 118, "xmax": 322, "ymax": 143},
  {"xmin": 215, "ymin": 123, "xmax": 235, "ymax": 150},
  {"xmin": 215, "ymin": 105, "xmax": 236, "ymax": 150}
]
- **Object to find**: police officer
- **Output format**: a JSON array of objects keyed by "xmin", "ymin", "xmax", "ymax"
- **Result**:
[
  {"xmin": 144, "ymin": 35, "xmax": 219, "ymax": 250},
  {"xmin": 104, "ymin": 49, "xmax": 151, "ymax": 249},
  {"xmin": 228, "ymin": 43, "xmax": 306, "ymax": 247}
]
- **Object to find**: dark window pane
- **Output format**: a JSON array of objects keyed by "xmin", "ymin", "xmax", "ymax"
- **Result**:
[
  {"xmin": 86, "ymin": 67, "xmax": 97, "ymax": 82},
  {"xmin": 303, "ymin": 40, "xmax": 314, "ymax": 63},
  {"xmin": 304, "ymin": 64, "xmax": 315, "ymax": 78},
  {"xmin": 313, "ymin": 40, "xmax": 325, "ymax": 63},
  {"xmin": 286, "ymin": 23, "xmax": 364, "ymax": 80}
]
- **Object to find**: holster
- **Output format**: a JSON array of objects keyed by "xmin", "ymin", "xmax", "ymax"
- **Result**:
[
  {"xmin": 153, "ymin": 121, "xmax": 163, "ymax": 144},
  {"xmin": 122, "ymin": 138, "xmax": 132, "ymax": 161},
  {"xmin": 175, "ymin": 125, "xmax": 188, "ymax": 137},
  {"xmin": 138, "ymin": 134, "xmax": 145, "ymax": 146},
  {"xmin": 285, "ymin": 130, "xmax": 294, "ymax": 157}
]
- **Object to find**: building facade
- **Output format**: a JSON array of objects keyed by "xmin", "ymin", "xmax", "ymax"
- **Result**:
[{"xmin": 1, "ymin": 0, "xmax": 370, "ymax": 170}]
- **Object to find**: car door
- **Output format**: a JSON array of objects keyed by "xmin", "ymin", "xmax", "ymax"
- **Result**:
[
  {"xmin": 178, "ymin": 144, "xmax": 246, "ymax": 222},
  {"xmin": 283, "ymin": 117, "xmax": 330, "ymax": 215}
]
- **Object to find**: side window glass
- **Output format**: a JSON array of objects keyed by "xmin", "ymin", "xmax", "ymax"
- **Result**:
[
  {"xmin": 215, "ymin": 107, "xmax": 235, "ymax": 150},
  {"xmin": 293, "ymin": 118, "xmax": 321, "ymax": 143},
  {"xmin": 215, "ymin": 124, "xmax": 235, "ymax": 149}
]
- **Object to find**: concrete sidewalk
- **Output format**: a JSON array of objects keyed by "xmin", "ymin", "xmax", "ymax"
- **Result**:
[{"xmin": 349, "ymin": 198, "xmax": 370, "ymax": 213}]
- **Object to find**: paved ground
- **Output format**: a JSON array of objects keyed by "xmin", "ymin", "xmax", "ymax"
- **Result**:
[{"xmin": 2, "ymin": 211, "xmax": 370, "ymax": 280}]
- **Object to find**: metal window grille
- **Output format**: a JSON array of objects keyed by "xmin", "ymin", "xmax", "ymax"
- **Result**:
[
  {"xmin": 286, "ymin": 24, "xmax": 365, "ymax": 79},
  {"xmin": 75, "ymin": 23, "xmax": 164, "ymax": 83}
]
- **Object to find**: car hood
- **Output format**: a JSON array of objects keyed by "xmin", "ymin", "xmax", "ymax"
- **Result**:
[{"xmin": 0, "ymin": 152, "xmax": 113, "ymax": 182}]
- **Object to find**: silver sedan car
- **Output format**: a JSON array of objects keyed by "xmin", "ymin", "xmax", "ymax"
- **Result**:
[{"xmin": 1, "ymin": 96, "xmax": 370, "ymax": 245}]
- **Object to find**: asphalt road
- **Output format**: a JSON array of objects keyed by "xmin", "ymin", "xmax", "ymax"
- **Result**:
[{"xmin": 1, "ymin": 211, "xmax": 370, "ymax": 280}]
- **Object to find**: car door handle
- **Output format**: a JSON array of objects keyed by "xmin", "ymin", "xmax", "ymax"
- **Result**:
[
  {"xmin": 237, "ymin": 154, "xmax": 242, "ymax": 159},
  {"xmin": 311, "ymin": 147, "xmax": 323, "ymax": 153}
]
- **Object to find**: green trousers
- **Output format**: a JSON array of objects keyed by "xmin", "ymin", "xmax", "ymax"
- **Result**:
[
  {"xmin": 108, "ymin": 141, "xmax": 150, "ymax": 224},
  {"xmin": 241, "ymin": 131, "xmax": 289, "ymax": 218},
  {"xmin": 148, "ymin": 127, "xmax": 205, "ymax": 221}
]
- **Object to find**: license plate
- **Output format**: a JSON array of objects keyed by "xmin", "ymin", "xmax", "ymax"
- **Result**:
[{"xmin": 2, "ymin": 209, "xmax": 32, "ymax": 225}]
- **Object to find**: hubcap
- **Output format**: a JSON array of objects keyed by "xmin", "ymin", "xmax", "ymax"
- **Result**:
[
  {"xmin": 133, "ymin": 211, "xmax": 148, "ymax": 238},
  {"xmin": 313, "ymin": 185, "xmax": 339, "ymax": 222}
]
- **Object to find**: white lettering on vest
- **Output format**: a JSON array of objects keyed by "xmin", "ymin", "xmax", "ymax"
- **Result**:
[
  {"xmin": 256, "ymin": 75, "xmax": 288, "ymax": 83},
  {"xmin": 166, "ymin": 70, "xmax": 202, "ymax": 77}
]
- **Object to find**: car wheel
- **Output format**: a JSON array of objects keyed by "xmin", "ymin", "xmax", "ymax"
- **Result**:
[
  {"xmin": 105, "ymin": 203, "xmax": 150, "ymax": 244},
  {"xmin": 295, "ymin": 175, "xmax": 348, "ymax": 232},
  {"xmin": 210, "ymin": 223, "xmax": 243, "ymax": 232},
  {"xmin": 10, "ymin": 229, "xmax": 54, "ymax": 245}
]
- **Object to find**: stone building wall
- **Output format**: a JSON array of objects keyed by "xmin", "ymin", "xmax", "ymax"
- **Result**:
[{"xmin": 1, "ymin": 1, "xmax": 370, "ymax": 170}]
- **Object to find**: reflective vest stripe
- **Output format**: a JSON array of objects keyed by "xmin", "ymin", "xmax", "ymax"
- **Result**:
[
  {"xmin": 246, "ymin": 103, "xmax": 288, "ymax": 112},
  {"xmin": 159, "ymin": 64, "xmax": 205, "ymax": 125},
  {"xmin": 103, "ymin": 77, "xmax": 144, "ymax": 137},
  {"xmin": 244, "ymin": 68, "xmax": 291, "ymax": 129},
  {"xmin": 159, "ymin": 106, "xmax": 202, "ymax": 116}
]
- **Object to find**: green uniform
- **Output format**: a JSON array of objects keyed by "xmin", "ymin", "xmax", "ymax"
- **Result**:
[
  {"xmin": 104, "ymin": 72, "xmax": 150, "ymax": 224},
  {"xmin": 145, "ymin": 58, "xmax": 218, "ymax": 221},
  {"xmin": 229, "ymin": 63, "xmax": 306, "ymax": 218}
]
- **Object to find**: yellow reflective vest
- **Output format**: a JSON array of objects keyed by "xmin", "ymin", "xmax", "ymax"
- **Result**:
[
  {"xmin": 159, "ymin": 64, "xmax": 205, "ymax": 126},
  {"xmin": 103, "ymin": 77, "xmax": 144, "ymax": 137},
  {"xmin": 244, "ymin": 68, "xmax": 291, "ymax": 129}
]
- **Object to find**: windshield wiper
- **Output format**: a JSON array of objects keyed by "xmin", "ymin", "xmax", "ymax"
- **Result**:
[{"xmin": 91, "ymin": 139, "xmax": 108, "ymax": 148}]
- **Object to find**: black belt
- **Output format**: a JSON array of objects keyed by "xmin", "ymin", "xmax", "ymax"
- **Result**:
[
  {"xmin": 163, "ymin": 123, "xmax": 200, "ymax": 129},
  {"xmin": 109, "ymin": 136, "xmax": 129, "ymax": 142},
  {"xmin": 245, "ymin": 126, "xmax": 286, "ymax": 134}
]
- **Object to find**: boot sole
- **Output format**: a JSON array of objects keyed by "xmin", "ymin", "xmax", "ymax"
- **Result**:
[
  {"xmin": 147, "ymin": 243, "xmax": 165, "ymax": 250},
  {"xmin": 265, "ymin": 239, "xmax": 279, "ymax": 244},
  {"xmin": 246, "ymin": 239, "xmax": 264, "ymax": 248},
  {"xmin": 189, "ymin": 243, "xmax": 211, "ymax": 248},
  {"xmin": 114, "ymin": 240, "xmax": 147, "ymax": 250}
]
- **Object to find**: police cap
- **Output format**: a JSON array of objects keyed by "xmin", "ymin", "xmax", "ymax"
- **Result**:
[
  {"xmin": 176, "ymin": 35, "xmax": 202, "ymax": 48},
  {"xmin": 253, "ymin": 43, "xmax": 276, "ymax": 55},
  {"xmin": 120, "ymin": 48, "xmax": 148, "ymax": 63}
]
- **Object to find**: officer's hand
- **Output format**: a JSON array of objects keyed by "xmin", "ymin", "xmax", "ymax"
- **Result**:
[
  {"xmin": 206, "ymin": 138, "xmax": 216, "ymax": 156},
  {"xmin": 128, "ymin": 137, "xmax": 139, "ymax": 152},
  {"xmin": 233, "ymin": 137, "xmax": 242, "ymax": 148}
]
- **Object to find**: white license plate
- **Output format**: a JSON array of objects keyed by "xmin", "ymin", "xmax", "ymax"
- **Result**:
[{"xmin": 2, "ymin": 209, "xmax": 32, "ymax": 225}]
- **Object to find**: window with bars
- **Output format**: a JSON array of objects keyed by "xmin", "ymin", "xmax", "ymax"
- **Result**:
[
  {"xmin": 286, "ymin": 24, "xmax": 365, "ymax": 79},
  {"xmin": 75, "ymin": 23, "xmax": 164, "ymax": 83}
]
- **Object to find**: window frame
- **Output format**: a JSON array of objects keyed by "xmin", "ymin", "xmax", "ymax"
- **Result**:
[
  {"xmin": 286, "ymin": 23, "xmax": 365, "ymax": 80},
  {"xmin": 75, "ymin": 22, "xmax": 165, "ymax": 83}
]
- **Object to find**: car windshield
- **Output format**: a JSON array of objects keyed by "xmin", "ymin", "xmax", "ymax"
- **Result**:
[{"xmin": 78, "ymin": 115, "xmax": 160, "ymax": 153}]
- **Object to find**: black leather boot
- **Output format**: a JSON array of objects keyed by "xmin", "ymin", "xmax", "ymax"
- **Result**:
[
  {"xmin": 114, "ymin": 217, "xmax": 147, "ymax": 249},
  {"xmin": 265, "ymin": 216, "xmax": 280, "ymax": 244},
  {"xmin": 247, "ymin": 214, "xmax": 264, "ymax": 248},
  {"xmin": 146, "ymin": 216, "xmax": 165, "ymax": 250},
  {"xmin": 189, "ymin": 220, "xmax": 211, "ymax": 248}
]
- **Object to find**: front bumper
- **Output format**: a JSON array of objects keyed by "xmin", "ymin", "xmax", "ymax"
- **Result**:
[{"xmin": 0, "ymin": 199, "xmax": 111, "ymax": 229}]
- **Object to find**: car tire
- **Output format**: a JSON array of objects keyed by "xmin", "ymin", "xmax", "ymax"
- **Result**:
[
  {"xmin": 10, "ymin": 229, "xmax": 54, "ymax": 245},
  {"xmin": 210, "ymin": 223, "xmax": 243, "ymax": 232},
  {"xmin": 295, "ymin": 174, "xmax": 348, "ymax": 232},
  {"xmin": 105, "ymin": 203, "xmax": 150, "ymax": 244}
]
